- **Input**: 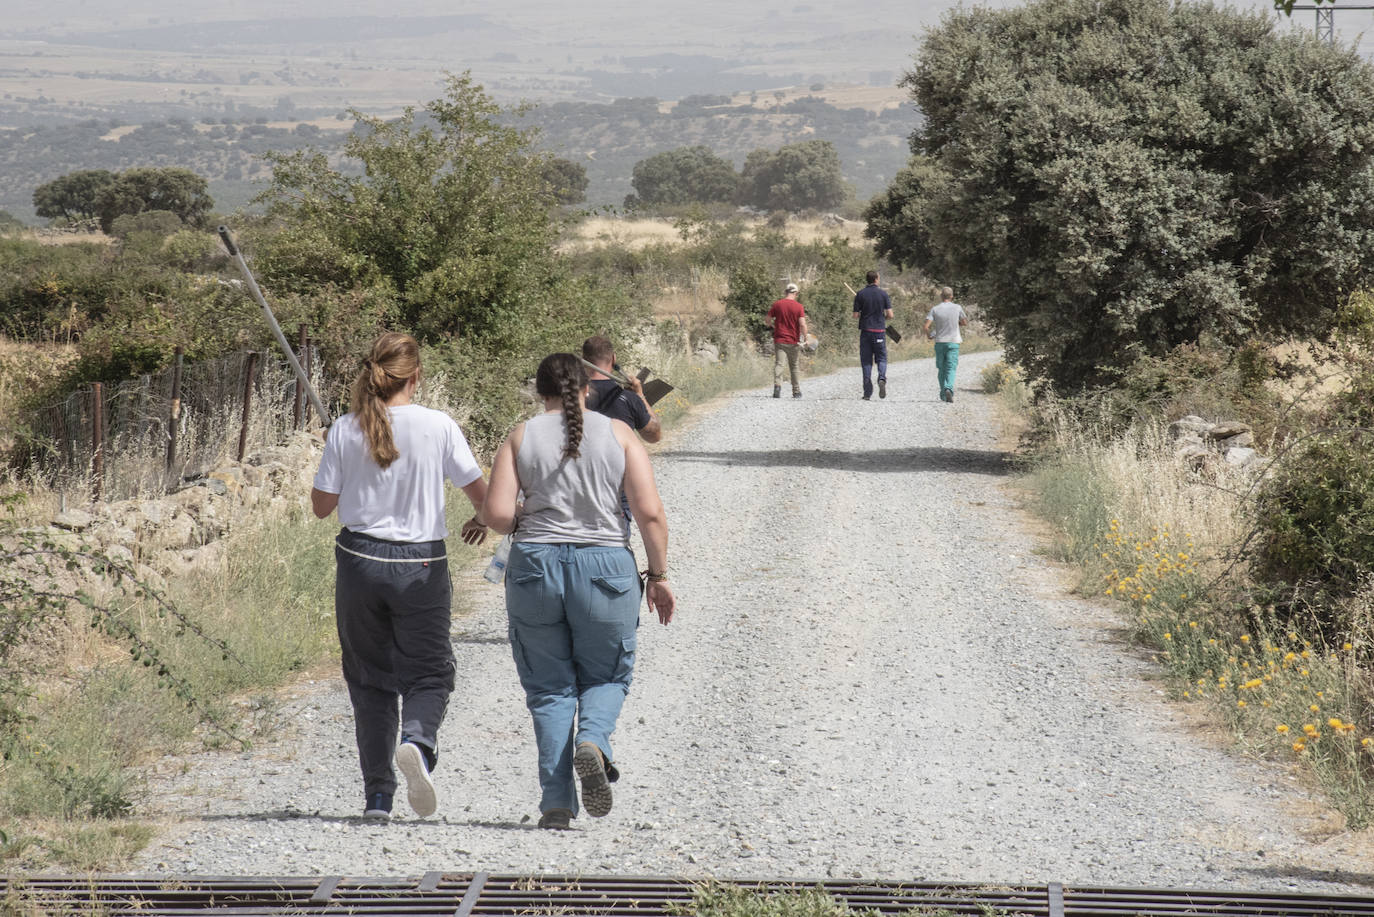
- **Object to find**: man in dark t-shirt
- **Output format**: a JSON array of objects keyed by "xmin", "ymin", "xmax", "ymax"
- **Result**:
[
  {"xmin": 583, "ymin": 335, "xmax": 662, "ymax": 526},
  {"xmin": 852, "ymin": 270, "xmax": 894, "ymax": 400},
  {"xmin": 582, "ymin": 336, "xmax": 662, "ymax": 443}
]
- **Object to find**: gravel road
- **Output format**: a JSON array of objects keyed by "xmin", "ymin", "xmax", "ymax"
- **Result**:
[{"xmin": 131, "ymin": 351, "xmax": 1372, "ymax": 892}]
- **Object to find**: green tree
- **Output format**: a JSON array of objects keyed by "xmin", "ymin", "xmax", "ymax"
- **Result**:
[
  {"xmin": 256, "ymin": 73, "xmax": 628, "ymax": 356},
  {"xmin": 866, "ymin": 0, "xmax": 1374, "ymax": 390},
  {"xmin": 32, "ymin": 169, "xmax": 115, "ymax": 223},
  {"xmin": 541, "ymin": 156, "xmax": 589, "ymax": 205},
  {"xmin": 629, "ymin": 146, "xmax": 738, "ymax": 207},
  {"xmin": 94, "ymin": 168, "xmax": 213, "ymax": 233},
  {"xmin": 738, "ymin": 140, "xmax": 846, "ymax": 212}
]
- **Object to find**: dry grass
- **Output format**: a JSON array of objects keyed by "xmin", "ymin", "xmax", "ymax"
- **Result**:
[
  {"xmin": 0, "ymin": 337, "xmax": 78, "ymax": 449},
  {"xmin": 562, "ymin": 215, "xmax": 868, "ymax": 255}
]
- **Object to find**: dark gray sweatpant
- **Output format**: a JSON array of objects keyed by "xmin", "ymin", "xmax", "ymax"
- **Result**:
[{"xmin": 334, "ymin": 528, "xmax": 455, "ymax": 799}]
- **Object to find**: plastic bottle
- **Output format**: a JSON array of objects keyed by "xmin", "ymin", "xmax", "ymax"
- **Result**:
[{"xmin": 483, "ymin": 534, "xmax": 512, "ymax": 584}]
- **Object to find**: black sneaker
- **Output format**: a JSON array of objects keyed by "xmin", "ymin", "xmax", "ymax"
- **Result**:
[
  {"xmin": 773, "ymin": 386, "xmax": 781, "ymax": 398},
  {"xmin": 395, "ymin": 742, "xmax": 437, "ymax": 817},
  {"xmin": 364, "ymin": 792, "xmax": 393, "ymax": 821},
  {"xmin": 862, "ymin": 394, "xmax": 871, "ymax": 400},
  {"xmin": 792, "ymin": 391, "xmax": 802, "ymax": 398},
  {"xmin": 573, "ymin": 742, "xmax": 613, "ymax": 817},
  {"xmin": 538, "ymin": 807, "xmax": 574, "ymax": 830},
  {"xmin": 878, "ymin": 379, "xmax": 887, "ymax": 399}
]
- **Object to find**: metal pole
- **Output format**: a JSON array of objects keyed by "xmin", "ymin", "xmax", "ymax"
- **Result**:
[
  {"xmin": 1317, "ymin": 6, "xmax": 1334, "ymax": 44},
  {"xmin": 91, "ymin": 382, "xmax": 104, "ymax": 503},
  {"xmin": 166, "ymin": 345, "xmax": 183, "ymax": 475},
  {"xmin": 237, "ymin": 351, "xmax": 259, "ymax": 463},
  {"xmin": 217, "ymin": 226, "xmax": 330, "ymax": 425},
  {"xmin": 292, "ymin": 324, "xmax": 306, "ymax": 430}
]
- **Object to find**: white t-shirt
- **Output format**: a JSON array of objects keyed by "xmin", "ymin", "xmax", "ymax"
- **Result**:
[
  {"xmin": 313, "ymin": 404, "xmax": 482, "ymax": 543},
  {"xmin": 926, "ymin": 301, "xmax": 968, "ymax": 343}
]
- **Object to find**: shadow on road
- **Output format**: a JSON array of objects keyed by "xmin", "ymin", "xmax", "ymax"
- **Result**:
[
  {"xmin": 1239, "ymin": 863, "xmax": 1374, "ymax": 891},
  {"xmin": 181, "ymin": 811, "xmax": 541, "ymax": 831},
  {"xmin": 669, "ymin": 446, "xmax": 1012, "ymax": 476}
]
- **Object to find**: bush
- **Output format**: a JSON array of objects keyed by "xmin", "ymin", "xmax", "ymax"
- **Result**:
[{"xmin": 1253, "ymin": 429, "xmax": 1374, "ymax": 620}]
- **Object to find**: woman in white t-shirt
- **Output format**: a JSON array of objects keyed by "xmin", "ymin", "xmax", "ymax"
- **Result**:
[{"xmin": 310, "ymin": 332, "xmax": 489, "ymax": 821}]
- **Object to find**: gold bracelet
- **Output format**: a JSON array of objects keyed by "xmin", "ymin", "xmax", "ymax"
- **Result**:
[{"xmin": 642, "ymin": 569, "xmax": 668, "ymax": 582}]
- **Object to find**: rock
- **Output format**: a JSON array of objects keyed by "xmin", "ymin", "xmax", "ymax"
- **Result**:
[
  {"xmin": 693, "ymin": 342, "xmax": 721, "ymax": 364},
  {"xmin": 139, "ymin": 500, "xmax": 169, "ymax": 527},
  {"xmin": 53, "ymin": 509, "xmax": 97, "ymax": 531},
  {"xmin": 1175, "ymin": 442, "xmax": 1211, "ymax": 470},
  {"xmin": 1208, "ymin": 421, "xmax": 1252, "ymax": 440},
  {"xmin": 204, "ymin": 477, "xmax": 229, "ymax": 497},
  {"xmin": 1224, "ymin": 446, "xmax": 1259, "ymax": 467},
  {"xmin": 155, "ymin": 513, "xmax": 196, "ymax": 550},
  {"xmin": 1220, "ymin": 431, "xmax": 1254, "ymax": 449},
  {"xmin": 1168, "ymin": 416, "xmax": 1213, "ymax": 438},
  {"xmin": 208, "ymin": 468, "xmax": 244, "ymax": 497}
]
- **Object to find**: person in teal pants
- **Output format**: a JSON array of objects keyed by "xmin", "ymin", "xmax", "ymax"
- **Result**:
[
  {"xmin": 923, "ymin": 287, "xmax": 969, "ymax": 402},
  {"xmin": 484, "ymin": 353, "xmax": 677, "ymax": 830}
]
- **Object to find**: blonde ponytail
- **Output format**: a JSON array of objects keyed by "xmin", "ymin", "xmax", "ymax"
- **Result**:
[{"xmin": 350, "ymin": 332, "xmax": 420, "ymax": 469}]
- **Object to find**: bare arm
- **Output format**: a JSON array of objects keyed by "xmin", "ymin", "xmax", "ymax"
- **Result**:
[
  {"xmin": 484, "ymin": 423, "xmax": 525, "ymax": 535},
  {"xmin": 618, "ymin": 423, "xmax": 675, "ymax": 625},
  {"xmin": 458, "ymin": 476, "xmax": 489, "ymax": 545},
  {"xmin": 311, "ymin": 488, "xmax": 339, "ymax": 519},
  {"xmin": 799, "ymin": 314, "xmax": 810, "ymax": 339},
  {"xmin": 626, "ymin": 377, "xmax": 663, "ymax": 443}
]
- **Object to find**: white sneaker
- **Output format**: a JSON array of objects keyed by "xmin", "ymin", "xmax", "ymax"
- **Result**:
[{"xmin": 395, "ymin": 742, "xmax": 437, "ymax": 817}]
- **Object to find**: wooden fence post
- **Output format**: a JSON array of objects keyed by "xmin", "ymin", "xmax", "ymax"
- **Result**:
[
  {"xmin": 293, "ymin": 324, "xmax": 307, "ymax": 431},
  {"xmin": 166, "ymin": 345, "xmax": 184, "ymax": 475},
  {"xmin": 237, "ymin": 351, "xmax": 259, "ymax": 462},
  {"xmin": 91, "ymin": 382, "xmax": 104, "ymax": 503},
  {"xmin": 303, "ymin": 336, "xmax": 315, "ymax": 428}
]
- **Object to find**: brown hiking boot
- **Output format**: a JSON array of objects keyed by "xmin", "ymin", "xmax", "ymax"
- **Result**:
[
  {"xmin": 573, "ymin": 742, "xmax": 613, "ymax": 817},
  {"xmin": 538, "ymin": 807, "xmax": 574, "ymax": 830}
]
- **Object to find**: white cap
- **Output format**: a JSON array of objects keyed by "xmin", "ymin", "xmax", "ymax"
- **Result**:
[{"xmin": 784, "ymin": 283, "xmax": 799, "ymax": 294}]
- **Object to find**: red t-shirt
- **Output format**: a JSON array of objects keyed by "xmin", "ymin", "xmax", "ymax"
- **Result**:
[{"xmin": 768, "ymin": 298, "xmax": 805, "ymax": 345}]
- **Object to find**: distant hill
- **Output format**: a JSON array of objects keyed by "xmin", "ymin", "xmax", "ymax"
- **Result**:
[{"xmin": 0, "ymin": 94, "xmax": 920, "ymax": 222}]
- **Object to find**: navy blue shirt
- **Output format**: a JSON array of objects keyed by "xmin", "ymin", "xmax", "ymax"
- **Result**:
[
  {"xmin": 853, "ymin": 285, "xmax": 891, "ymax": 332},
  {"xmin": 587, "ymin": 379, "xmax": 650, "ymax": 431}
]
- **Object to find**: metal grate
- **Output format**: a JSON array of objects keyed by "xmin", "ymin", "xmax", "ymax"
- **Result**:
[{"xmin": 1, "ymin": 874, "xmax": 1372, "ymax": 916}]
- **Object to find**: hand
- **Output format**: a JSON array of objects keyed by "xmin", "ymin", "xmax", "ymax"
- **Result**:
[
  {"xmin": 646, "ymin": 580, "xmax": 675, "ymax": 625},
  {"xmin": 626, "ymin": 376, "xmax": 644, "ymax": 396},
  {"xmin": 460, "ymin": 515, "xmax": 488, "ymax": 546}
]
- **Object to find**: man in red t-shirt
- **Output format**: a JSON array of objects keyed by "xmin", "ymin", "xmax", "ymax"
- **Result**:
[{"xmin": 767, "ymin": 283, "xmax": 810, "ymax": 398}]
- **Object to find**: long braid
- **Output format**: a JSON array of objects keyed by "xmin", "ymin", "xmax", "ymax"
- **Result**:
[{"xmin": 535, "ymin": 353, "xmax": 589, "ymax": 461}]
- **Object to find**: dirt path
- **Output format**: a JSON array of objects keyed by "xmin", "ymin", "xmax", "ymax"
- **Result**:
[{"xmin": 131, "ymin": 352, "xmax": 1372, "ymax": 892}]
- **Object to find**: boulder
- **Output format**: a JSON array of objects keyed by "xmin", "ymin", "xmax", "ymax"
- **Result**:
[
  {"xmin": 1168, "ymin": 418, "xmax": 1213, "ymax": 440},
  {"xmin": 53, "ymin": 509, "xmax": 97, "ymax": 531},
  {"xmin": 1224, "ymin": 446, "xmax": 1260, "ymax": 467},
  {"xmin": 1219, "ymin": 431, "xmax": 1254, "ymax": 449},
  {"xmin": 693, "ymin": 342, "xmax": 721, "ymax": 364},
  {"xmin": 1207, "ymin": 421, "xmax": 1252, "ymax": 440}
]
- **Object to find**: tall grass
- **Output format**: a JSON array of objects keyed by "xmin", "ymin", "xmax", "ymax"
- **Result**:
[{"xmin": 1016, "ymin": 387, "xmax": 1374, "ymax": 826}]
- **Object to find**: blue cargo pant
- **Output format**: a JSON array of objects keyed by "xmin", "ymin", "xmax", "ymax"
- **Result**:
[
  {"xmin": 505, "ymin": 542, "xmax": 639, "ymax": 815},
  {"xmin": 859, "ymin": 329, "xmax": 888, "ymax": 398},
  {"xmin": 935, "ymin": 342, "xmax": 961, "ymax": 396}
]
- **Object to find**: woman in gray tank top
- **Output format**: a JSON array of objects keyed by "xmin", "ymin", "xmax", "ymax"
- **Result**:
[{"xmin": 485, "ymin": 353, "xmax": 676, "ymax": 830}]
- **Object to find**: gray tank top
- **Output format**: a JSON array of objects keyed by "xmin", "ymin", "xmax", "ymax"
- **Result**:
[{"xmin": 514, "ymin": 410, "xmax": 629, "ymax": 546}]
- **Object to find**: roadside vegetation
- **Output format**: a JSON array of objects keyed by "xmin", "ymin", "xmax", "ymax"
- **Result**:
[{"xmin": 950, "ymin": 0, "xmax": 1374, "ymax": 826}]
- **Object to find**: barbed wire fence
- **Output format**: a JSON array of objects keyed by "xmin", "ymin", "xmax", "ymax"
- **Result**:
[{"xmin": 3, "ymin": 329, "xmax": 339, "ymax": 503}]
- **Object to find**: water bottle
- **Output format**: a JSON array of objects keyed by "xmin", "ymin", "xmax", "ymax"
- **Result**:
[{"xmin": 483, "ymin": 535, "xmax": 512, "ymax": 584}]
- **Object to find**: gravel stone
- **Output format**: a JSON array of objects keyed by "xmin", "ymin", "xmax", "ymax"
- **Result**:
[{"xmin": 128, "ymin": 353, "xmax": 1369, "ymax": 891}]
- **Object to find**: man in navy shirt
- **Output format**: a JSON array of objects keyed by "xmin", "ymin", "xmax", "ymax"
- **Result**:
[
  {"xmin": 852, "ymin": 270, "xmax": 894, "ymax": 400},
  {"xmin": 582, "ymin": 335, "xmax": 662, "ymax": 443}
]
